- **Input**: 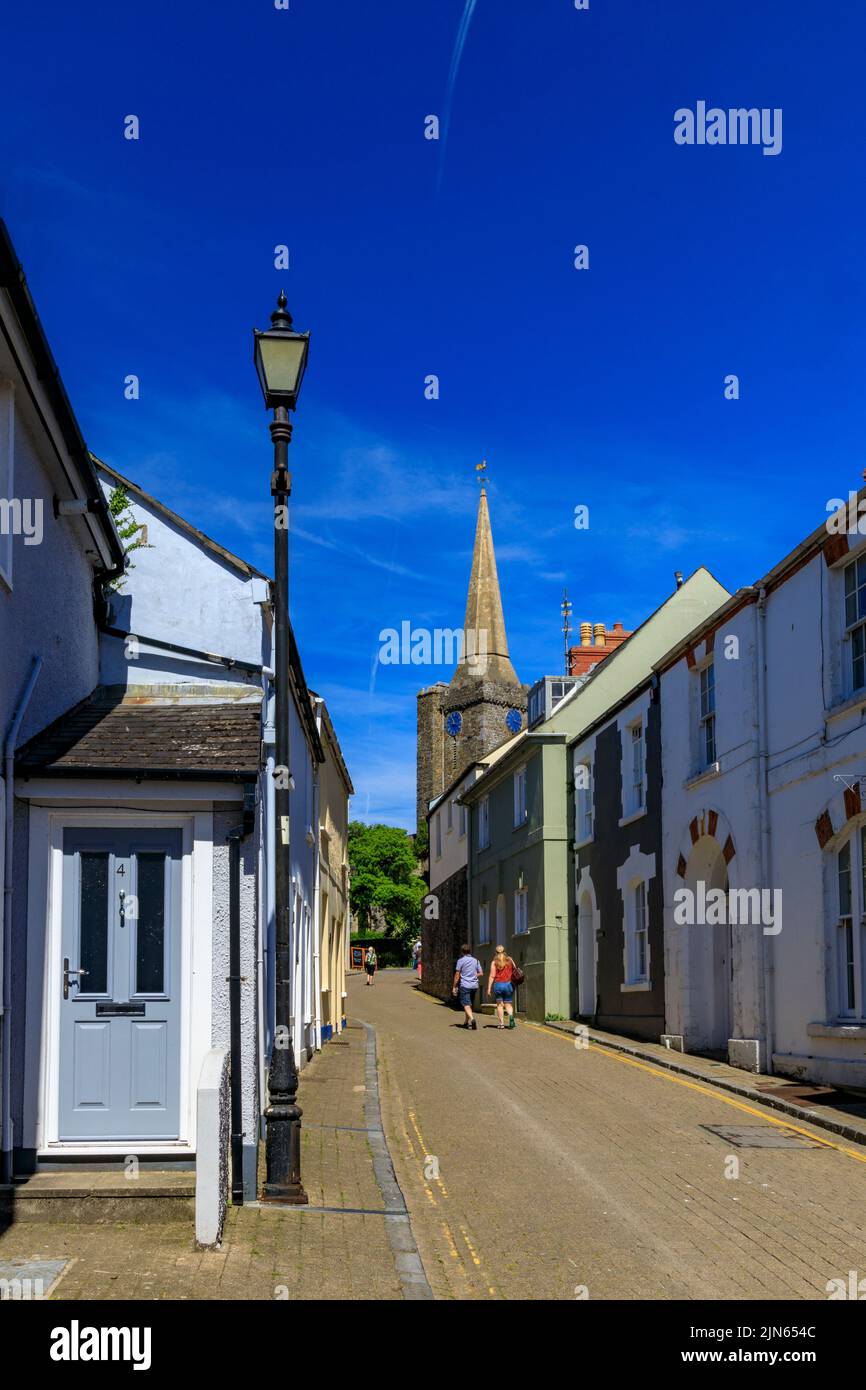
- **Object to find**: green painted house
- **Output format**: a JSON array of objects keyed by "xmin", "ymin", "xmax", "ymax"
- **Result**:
[{"xmin": 461, "ymin": 568, "xmax": 729, "ymax": 1022}]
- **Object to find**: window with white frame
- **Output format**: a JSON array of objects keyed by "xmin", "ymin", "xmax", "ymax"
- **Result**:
[
  {"xmin": 478, "ymin": 795, "xmax": 490, "ymax": 849},
  {"xmin": 575, "ymin": 756, "xmax": 593, "ymax": 842},
  {"xmin": 835, "ymin": 832, "xmax": 866, "ymax": 1018},
  {"xmin": 514, "ymin": 886, "xmax": 529, "ymax": 934},
  {"xmin": 699, "ymin": 660, "xmax": 716, "ymax": 767},
  {"xmin": 0, "ymin": 382, "xmax": 14, "ymax": 590},
  {"xmin": 513, "ymin": 766, "xmax": 527, "ymax": 827},
  {"xmin": 625, "ymin": 721, "xmax": 645, "ymax": 816},
  {"xmin": 446, "ymin": 798, "xmax": 452, "ymax": 833},
  {"xmin": 844, "ymin": 555, "xmax": 866, "ymax": 695},
  {"xmin": 479, "ymin": 900, "xmax": 490, "ymax": 945},
  {"xmin": 625, "ymin": 880, "xmax": 649, "ymax": 985},
  {"xmin": 458, "ymin": 801, "xmax": 467, "ymax": 838},
  {"xmin": 434, "ymin": 811, "xmax": 442, "ymax": 859}
]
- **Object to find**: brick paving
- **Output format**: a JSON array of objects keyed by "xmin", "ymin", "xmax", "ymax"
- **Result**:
[
  {"xmin": 358, "ymin": 970, "xmax": 866, "ymax": 1301},
  {"xmin": 0, "ymin": 1022, "xmax": 405, "ymax": 1301},
  {"xmin": 7, "ymin": 971, "xmax": 866, "ymax": 1301}
]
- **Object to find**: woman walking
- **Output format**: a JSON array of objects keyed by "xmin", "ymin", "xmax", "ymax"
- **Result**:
[
  {"xmin": 364, "ymin": 943, "xmax": 377, "ymax": 986},
  {"xmin": 487, "ymin": 945, "xmax": 516, "ymax": 1030}
]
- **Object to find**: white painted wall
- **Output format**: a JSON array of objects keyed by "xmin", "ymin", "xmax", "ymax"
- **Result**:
[
  {"xmin": 429, "ymin": 767, "xmax": 476, "ymax": 891},
  {"xmin": 0, "ymin": 388, "xmax": 101, "ymax": 743},
  {"xmin": 659, "ymin": 602, "xmax": 764, "ymax": 1057},
  {"xmin": 765, "ymin": 543, "xmax": 866, "ymax": 1086},
  {"xmin": 659, "ymin": 537, "xmax": 866, "ymax": 1087},
  {"xmin": 96, "ymin": 469, "xmax": 268, "ymax": 695}
]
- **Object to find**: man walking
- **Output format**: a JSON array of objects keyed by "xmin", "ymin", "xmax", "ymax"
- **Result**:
[{"xmin": 452, "ymin": 944, "xmax": 483, "ymax": 1030}]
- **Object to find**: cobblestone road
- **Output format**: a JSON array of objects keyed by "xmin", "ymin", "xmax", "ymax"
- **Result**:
[{"xmin": 353, "ymin": 970, "xmax": 866, "ymax": 1301}]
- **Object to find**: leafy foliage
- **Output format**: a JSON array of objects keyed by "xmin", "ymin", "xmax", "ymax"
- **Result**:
[
  {"xmin": 413, "ymin": 819, "xmax": 429, "ymax": 863},
  {"xmin": 107, "ymin": 483, "xmax": 150, "ymax": 590},
  {"xmin": 348, "ymin": 821, "xmax": 425, "ymax": 945}
]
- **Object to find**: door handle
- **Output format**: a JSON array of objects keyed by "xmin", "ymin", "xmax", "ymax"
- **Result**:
[{"xmin": 63, "ymin": 957, "xmax": 88, "ymax": 1000}]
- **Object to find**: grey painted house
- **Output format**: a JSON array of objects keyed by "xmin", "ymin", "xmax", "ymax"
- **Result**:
[
  {"xmin": 0, "ymin": 219, "xmax": 126, "ymax": 1184},
  {"xmin": 571, "ymin": 677, "xmax": 666, "ymax": 1040},
  {"xmin": 1, "ymin": 223, "xmax": 349, "ymax": 1203}
]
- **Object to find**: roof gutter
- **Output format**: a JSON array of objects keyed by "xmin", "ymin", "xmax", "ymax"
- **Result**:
[{"xmin": 98, "ymin": 622, "xmax": 273, "ymax": 679}]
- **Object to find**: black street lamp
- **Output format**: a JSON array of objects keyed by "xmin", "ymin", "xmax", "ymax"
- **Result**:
[{"xmin": 254, "ymin": 289, "xmax": 310, "ymax": 1204}]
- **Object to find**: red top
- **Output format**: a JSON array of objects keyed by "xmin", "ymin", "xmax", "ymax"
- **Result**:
[{"xmin": 494, "ymin": 960, "xmax": 513, "ymax": 982}]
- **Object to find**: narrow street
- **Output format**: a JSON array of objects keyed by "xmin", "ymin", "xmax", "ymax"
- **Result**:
[{"xmin": 352, "ymin": 970, "xmax": 866, "ymax": 1301}]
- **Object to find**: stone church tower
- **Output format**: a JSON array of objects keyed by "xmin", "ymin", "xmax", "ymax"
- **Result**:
[{"xmin": 416, "ymin": 484, "xmax": 528, "ymax": 828}]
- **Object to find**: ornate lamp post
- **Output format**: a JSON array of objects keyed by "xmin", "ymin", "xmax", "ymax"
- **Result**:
[{"xmin": 254, "ymin": 290, "xmax": 310, "ymax": 1204}]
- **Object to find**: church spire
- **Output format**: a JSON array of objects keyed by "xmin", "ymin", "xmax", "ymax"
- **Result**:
[{"xmin": 450, "ymin": 475, "xmax": 520, "ymax": 689}]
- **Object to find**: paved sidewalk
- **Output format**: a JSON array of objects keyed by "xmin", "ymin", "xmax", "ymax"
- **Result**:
[
  {"xmin": 544, "ymin": 1020, "xmax": 866, "ymax": 1146},
  {"xmin": 0, "ymin": 1021, "xmax": 425, "ymax": 1300}
]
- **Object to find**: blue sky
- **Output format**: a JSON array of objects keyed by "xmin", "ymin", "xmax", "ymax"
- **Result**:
[{"xmin": 2, "ymin": 0, "xmax": 865, "ymax": 828}]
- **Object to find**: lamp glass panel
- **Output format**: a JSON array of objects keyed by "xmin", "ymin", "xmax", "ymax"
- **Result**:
[{"xmin": 258, "ymin": 335, "xmax": 307, "ymax": 397}]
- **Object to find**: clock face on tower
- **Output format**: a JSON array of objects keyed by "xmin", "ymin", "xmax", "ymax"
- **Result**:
[
  {"xmin": 506, "ymin": 709, "xmax": 522, "ymax": 734},
  {"xmin": 446, "ymin": 711, "xmax": 462, "ymax": 738}
]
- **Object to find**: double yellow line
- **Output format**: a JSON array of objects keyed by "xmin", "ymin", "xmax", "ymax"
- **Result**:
[{"xmin": 404, "ymin": 1104, "xmax": 498, "ymax": 1297}]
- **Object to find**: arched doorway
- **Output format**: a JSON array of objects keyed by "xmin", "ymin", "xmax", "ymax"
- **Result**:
[{"xmin": 684, "ymin": 835, "xmax": 731, "ymax": 1054}]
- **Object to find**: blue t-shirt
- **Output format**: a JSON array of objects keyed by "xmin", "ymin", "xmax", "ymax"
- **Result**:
[{"xmin": 456, "ymin": 955, "xmax": 482, "ymax": 988}]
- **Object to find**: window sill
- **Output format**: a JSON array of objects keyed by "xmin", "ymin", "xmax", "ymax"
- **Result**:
[
  {"xmin": 618, "ymin": 807, "xmax": 647, "ymax": 829},
  {"xmin": 621, "ymin": 981, "xmax": 652, "ymax": 993},
  {"xmin": 684, "ymin": 762, "xmax": 720, "ymax": 790},
  {"xmin": 512, "ymin": 820, "xmax": 528, "ymax": 833},
  {"xmin": 824, "ymin": 691, "xmax": 866, "ymax": 725},
  {"xmin": 573, "ymin": 832, "xmax": 594, "ymax": 852},
  {"xmin": 807, "ymin": 1021, "xmax": 866, "ymax": 1039}
]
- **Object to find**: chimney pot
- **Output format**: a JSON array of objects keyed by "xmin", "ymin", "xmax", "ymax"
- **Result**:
[
  {"xmin": 593, "ymin": 623, "xmax": 605, "ymax": 647},
  {"xmin": 580, "ymin": 622, "xmax": 592, "ymax": 647}
]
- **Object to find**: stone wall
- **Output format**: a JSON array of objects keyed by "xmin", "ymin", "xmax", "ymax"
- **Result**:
[
  {"xmin": 416, "ymin": 683, "xmax": 447, "ymax": 829},
  {"xmin": 422, "ymin": 865, "xmax": 468, "ymax": 1002}
]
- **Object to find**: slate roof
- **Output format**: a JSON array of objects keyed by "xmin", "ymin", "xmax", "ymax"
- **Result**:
[{"xmin": 16, "ymin": 690, "xmax": 262, "ymax": 780}]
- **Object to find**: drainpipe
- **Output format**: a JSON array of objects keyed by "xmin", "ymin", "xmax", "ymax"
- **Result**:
[
  {"xmin": 227, "ymin": 828, "xmax": 245, "ymax": 1205},
  {"xmin": 312, "ymin": 699, "xmax": 323, "ymax": 1052},
  {"xmin": 259, "ymin": 639, "xmax": 277, "ymax": 1142},
  {"xmin": 2, "ymin": 656, "xmax": 43, "ymax": 1184},
  {"xmin": 755, "ymin": 588, "xmax": 775, "ymax": 1074}
]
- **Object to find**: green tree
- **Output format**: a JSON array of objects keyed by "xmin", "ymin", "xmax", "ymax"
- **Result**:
[
  {"xmin": 413, "ymin": 819, "xmax": 429, "ymax": 863},
  {"xmin": 348, "ymin": 822, "xmax": 424, "ymax": 946}
]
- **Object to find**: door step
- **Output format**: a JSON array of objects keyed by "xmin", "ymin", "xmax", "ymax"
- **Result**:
[{"xmin": 0, "ymin": 1170, "xmax": 195, "ymax": 1224}]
